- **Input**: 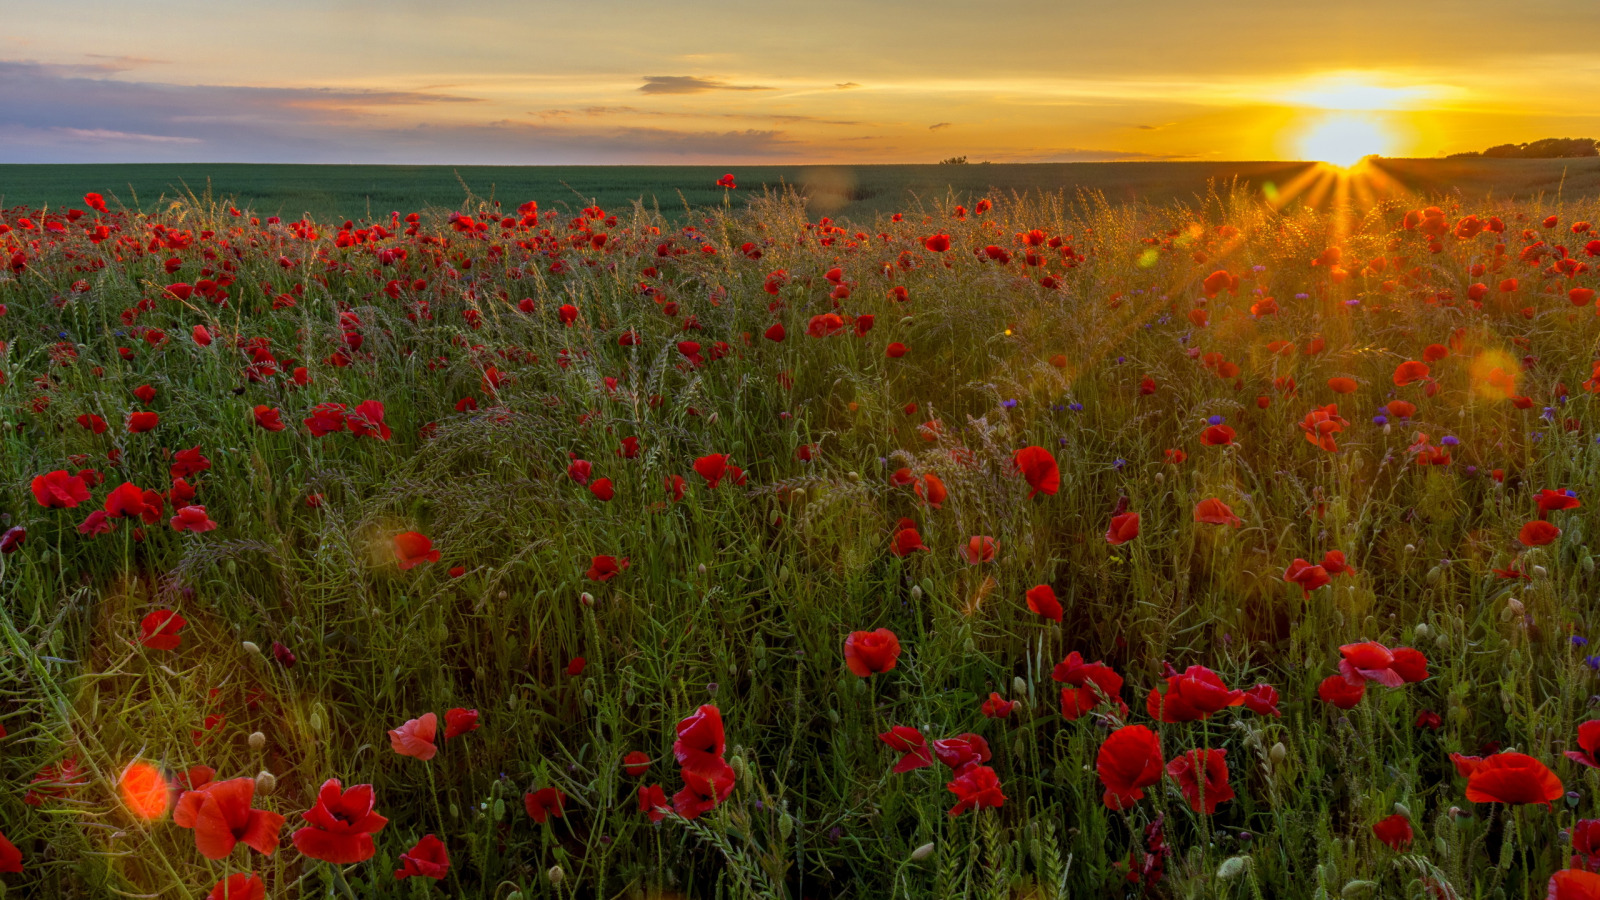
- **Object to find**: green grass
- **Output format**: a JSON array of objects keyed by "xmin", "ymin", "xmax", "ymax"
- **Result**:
[
  {"xmin": 1, "ymin": 180, "xmax": 1599, "ymax": 899},
  {"xmin": 2, "ymin": 157, "xmax": 1598, "ymax": 224}
]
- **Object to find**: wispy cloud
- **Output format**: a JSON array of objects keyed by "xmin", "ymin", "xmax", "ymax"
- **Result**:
[
  {"xmin": 928, "ymin": 122, "xmax": 952, "ymax": 131},
  {"xmin": 638, "ymin": 75, "xmax": 772, "ymax": 95}
]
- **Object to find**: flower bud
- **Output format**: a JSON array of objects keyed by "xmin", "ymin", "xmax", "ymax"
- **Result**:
[
  {"xmin": 580, "ymin": 592, "xmax": 595, "ymax": 607},
  {"xmin": 255, "ymin": 770, "xmax": 276, "ymax": 794},
  {"xmin": 1269, "ymin": 742, "xmax": 1287, "ymax": 765},
  {"xmin": 241, "ymin": 641, "xmax": 262, "ymax": 658},
  {"xmin": 1532, "ymin": 565, "xmax": 1548, "ymax": 579},
  {"xmin": 548, "ymin": 866, "xmax": 565, "ymax": 885},
  {"xmin": 910, "ymin": 842, "xmax": 935, "ymax": 861},
  {"xmin": 911, "ymin": 585, "xmax": 923, "ymax": 601},
  {"xmin": 1413, "ymin": 623, "xmax": 1430, "ymax": 639},
  {"xmin": 1217, "ymin": 856, "xmax": 1249, "ymax": 879},
  {"xmin": 1507, "ymin": 596, "xmax": 1525, "ymax": 616},
  {"xmin": 697, "ymin": 563, "xmax": 707, "ymax": 577},
  {"xmin": 248, "ymin": 731, "xmax": 266, "ymax": 751},
  {"xmin": 1013, "ymin": 676, "xmax": 1028, "ymax": 697},
  {"xmin": 1392, "ymin": 802, "xmax": 1410, "ymax": 818}
]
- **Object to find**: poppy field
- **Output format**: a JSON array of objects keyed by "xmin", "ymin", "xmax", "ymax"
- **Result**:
[{"xmin": 4, "ymin": 181, "xmax": 1600, "ymax": 899}]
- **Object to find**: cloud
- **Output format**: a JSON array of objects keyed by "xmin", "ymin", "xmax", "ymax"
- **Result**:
[
  {"xmin": 836, "ymin": 82, "xmax": 861, "ymax": 89},
  {"xmin": 638, "ymin": 75, "xmax": 772, "ymax": 95},
  {"xmin": 929, "ymin": 122, "xmax": 952, "ymax": 131}
]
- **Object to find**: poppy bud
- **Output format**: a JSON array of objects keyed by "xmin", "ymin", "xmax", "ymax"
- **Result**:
[
  {"xmin": 498, "ymin": 590, "xmax": 508, "ymax": 600},
  {"xmin": 309, "ymin": 704, "xmax": 325, "ymax": 734},
  {"xmin": 1507, "ymin": 596, "xmax": 1525, "ymax": 616},
  {"xmin": 730, "ymin": 754, "xmax": 747, "ymax": 782},
  {"xmin": 1217, "ymin": 856, "xmax": 1249, "ymax": 880},
  {"xmin": 1393, "ymin": 801, "xmax": 1410, "ymax": 818},
  {"xmin": 582, "ymin": 688, "xmax": 593, "ymax": 705},
  {"xmin": 779, "ymin": 810, "xmax": 795, "ymax": 842},
  {"xmin": 708, "ymin": 412, "xmax": 718, "ymax": 425},
  {"xmin": 492, "ymin": 798, "xmax": 505, "ymax": 820},
  {"xmin": 911, "ymin": 585, "xmax": 923, "ymax": 601},
  {"xmin": 1154, "ymin": 472, "xmax": 1164, "ymax": 484},
  {"xmin": 910, "ymin": 842, "xmax": 935, "ymax": 861},
  {"xmin": 790, "ymin": 489, "xmax": 805, "ymax": 502},
  {"xmin": 1531, "ymin": 565, "xmax": 1547, "ymax": 579},
  {"xmin": 548, "ymin": 866, "xmax": 565, "ymax": 886},
  {"xmin": 1404, "ymin": 544, "xmax": 1415, "ymax": 554},
  {"xmin": 450, "ymin": 802, "xmax": 461, "ymax": 818},
  {"xmin": 1413, "ymin": 623, "xmax": 1430, "ymax": 639},
  {"xmin": 255, "ymin": 770, "xmax": 276, "ymax": 794},
  {"xmin": 1270, "ymin": 742, "xmax": 1287, "ymax": 765},
  {"xmin": 241, "ymin": 640, "xmax": 262, "ymax": 658},
  {"xmin": 697, "ymin": 563, "xmax": 707, "ymax": 577},
  {"xmin": 248, "ymin": 731, "xmax": 266, "ymax": 751},
  {"xmin": 1342, "ymin": 881, "xmax": 1378, "ymax": 899},
  {"xmin": 1013, "ymin": 676, "xmax": 1028, "ymax": 697},
  {"xmin": 1448, "ymin": 805, "xmax": 1465, "ymax": 819},
  {"xmin": 899, "ymin": 316, "xmax": 914, "ymax": 326},
  {"xmin": 1426, "ymin": 566, "xmax": 1441, "ymax": 584},
  {"xmin": 580, "ymin": 592, "xmax": 595, "ymax": 607}
]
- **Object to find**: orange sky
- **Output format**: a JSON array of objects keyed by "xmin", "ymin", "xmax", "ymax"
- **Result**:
[{"xmin": 2, "ymin": 0, "xmax": 1598, "ymax": 164}]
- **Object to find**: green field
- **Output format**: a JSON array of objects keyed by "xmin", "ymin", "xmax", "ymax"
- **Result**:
[{"xmin": 3, "ymin": 158, "xmax": 1599, "ymax": 223}]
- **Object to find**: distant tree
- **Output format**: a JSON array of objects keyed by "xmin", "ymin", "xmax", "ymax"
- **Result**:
[
  {"xmin": 938, "ymin": 156, "xmax": 969, "ymax": 165},
  {"xmin": 1460, "ymin": 138, "xmax": 1598, "ymax": 159}
]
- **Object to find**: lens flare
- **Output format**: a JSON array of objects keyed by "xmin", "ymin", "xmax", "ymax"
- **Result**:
[{"xmin": 120, "ymin": 760, "xmax": 170, "ymax": 821}]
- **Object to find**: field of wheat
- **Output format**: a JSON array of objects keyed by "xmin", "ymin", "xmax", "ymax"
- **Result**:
[{"xmin": 3, "ymin": 179, "xmax": 1600, "ymax": 899}]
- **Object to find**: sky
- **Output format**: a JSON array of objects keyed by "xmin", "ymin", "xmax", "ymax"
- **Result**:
[{"xmin": 2, "ymin": 0, "xmax": 1599, "ymax": 165}]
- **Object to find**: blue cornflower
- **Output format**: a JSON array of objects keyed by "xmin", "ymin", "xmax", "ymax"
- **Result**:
[
  {"xmin": 1112, "ymin": 458, "xmax": 1126, "ymax": 470},
  {"xmin": 1002, "ymin": 399, "xmax": 1018, "ymax": 409},
  {"xmin": 1373, "ymin": 415, "xmax": 1388, "ymax": 425},
  {"xmin": 1207, "ymin": 415, "xmax": 1224, "ymax": 426},
  {"xmin": 1069, "ymin": 402, "xmax": 1084, "ymax": 412},
  {"xmin": 1441, "ymin": 435, "xmax": 1459, "ymax": 447},
  {"xmin": 1542, "ymin": 408, "xmax": 1556, "ymax": 421},
  {"xmin": 1574, "ymin": 636, "xmax": 1590, "ymax": 648}
]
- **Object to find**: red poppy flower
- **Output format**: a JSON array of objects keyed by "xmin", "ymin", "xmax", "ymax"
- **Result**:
[
  {"xmin": 932, "ymin": 734, "xmax": 992, "ymax": 772},
  {"xmin": 389, "ymin": 712, "xmax": 438, "ymax": 760},
  {"xmin": 206, "ymin": 874, "xmax": 265, "ymax": 900},
  {"xmin": 588, "ymin": 477, "xmax": 614, "ymax": 501},
  {"xmin": 1097, "ymin": 725, "xmax": 1164, "ymax": 810},
  {"xmin": 443, "ymin": 708, "xmax": 479, "ymax": 740},
  {"xmin": 1146, "ymin": 665, "xmax": 1242, "ymax": 722},
  {"xmin": 946, "ymin": 764, "xmax": 1005, "ymax": 816},
  {"xmin": 1166, "ymin": 748, "xmax": 1233, "ymax": 814},
  {"xmin": 172, "ymin": 777, "xmax": 284, "ymax": 860},
  {"xmin": 140, "ymin": 610, "xmax": 186, "ymax": 650},
  {"xmin": 1327, "ymin": 377, "xmax": 1358, "ymax": 394},
  {"xmin": 890, "ymin": 527, "xmax": 929, "ymax": 557},
  {"xmin": 844, "ymin": 628, "xmax": 901, "ymax": 676},
  {"xmin": 806, "ymin": 314, "xmax": 845, "ymax": 337},
  {"xmin": 694, "ymin": 454, "xmax": 729, "ymax": 487},
  {"xmin": 1517, "ymin": 519, "xmax": 1562, "ymax": 546},
  {"xmin": 622, "ymin": 751, "xmax": 652, "ymax": 777},
  {"xmin": 673, "ymin": 703, "xmax": 727, "ymax": 774},
  {"xmin": 1026, "ymin": 584, "xmax": 1063, "ymax": 622},
  {"xmin": 1241, "ymin": 683, "xmax": 1281, "ymax": 717},
  {"xmin": 1573, "ymin": 820, "xmax": 1600, "ymax": 871},
  {"xmin": 1322, "ymin": 550, "xmax": 1356, "ymax": 575},
  {"xmin": 1416, "ymin": 709, "xmax": 1442, "ymax": 730},
  {"xmin": 105, "ymin": 482, "xmax": 155, "ymax": 520},
  {"xmin": 524, "ymin": 788, "xmax": 566, "ymax": 824},
  {"xmin": 1393, "ymin": 360, "xmax": 1430, "ymax": 386},
  {"xmin": 886, "ymin": 341, "xmax": 907, "ymax": 358},
  {"xmin": 169, "ymin": 446, "xmax": 211, "ymax": 480},
  {"xmin": 1386, "ymin": 399, "xmax": 1417, "ymax": 419},
  {"xmin": 980, "ymin": 692, "xmax": 1016, "ymax": 718},
  {"xmin": 1199, "ymin": 424, "xmax": 1235, "ymax": 446},
  {"xmin": 0, "ymin": 830, "xmax": 17, "ymax": 874},
  {"xmin": 1193, "ymin": 498, "xmax": 1242, "ymax": 527},
  {"xmin": 1299, "ymin": 404, "xmax": 1349, "ymax": 452},
  {"xmin": 879, "ymin": 726, "xmax": 934, "ymax": 773},
  {"xmin": 394, "ymin": 833, "xmax": 450, "ymax": 880},
  {"xmin": 345, "ymin": 400, "xmax": 391, "ymax": 440},
  {"xmin": 765, "ymin": 322, "xmax": 786, "ymax": 342},
  {"xmin": 1283, "ymin": 559, "xmax": 1331, "ymax": 597},
  {"xmin": 1551, "ymin": 869, "xmax": 1600, "ymax": 900},
  {"xmin": 924, "ymin": 234, "xmax": 951, "ymax": 252},
  {"xmin": 1317, "ymin": 674, "xmax": 1365, "ymax": 708},
  {"xmin": 77, "ymin": 413, "xmax": 108, "ymax": 434},
  {"xmin": 1371, "ymin": 813, "xmax": 1413, "ymax": 850},
  {"xmin": 292, "ymin": 779, "xmax": 388, "ymax": 864},
  {"xmin": 1165, "ymin": 448, "xmax": 1188, "ymax": 464},
  {"xmin": 253, "ymin": 406, "xmax": 285, "ymax": 431},
  {"xmin": 1537, "ymin": 489, "xmax": 1582, "ymax": 519},
  {"xmin": 1568, "ymin": 721, "xmax": 1600, "ymax": 769},
  {"xmin": 566, "ymin": 459, "xmax": 592, "ymax": 484},
  {"xmin": 638, "ymin": 784, "xmax": 669, "ymax": 822},
  {"xmin": 304, "ymin": 403, "xmax": 348, "ymax": 437},
  {"xmin": 663, "ymin": 474, "xmax": 687, "ymax": 502},
  {"xmin": 1338, "ymin": 641, "xmax": 1429, "ymax": 687},
  {"xmin": 1053, "ymin": 651, "xmax": 1126, "ymax": 720},
  {"xmin": 31, "ymin": 470, "xmax": 90, "ymax": 508},
  {"xmin": 586, "ymin": 555, "xmax": 629, "ymax": 581},
  {"xmin": 394, "ymin": 532, "xmax": 440, "ymax": 570},
  {"xmin": 1464, "ymin": 752, "xmax": 1563, "ymax": 805},
  {"xmin": 915, "ymin": 473, "xmax": 948, "ymax": 508},
  {"xmin": 1012, "ymin": 446, "xmax": 1059, "ymax": 498},
  {"xmin": 958, "ymin": 536, "xmax": 996, "ymax": 564},
  {"xmin": 567, "ymin": 657, "xmax": 587, "ymax": 676},
  {"xmin": 1107, "ymin": 512, "xmax": 1140, "ymax": 545},
  {"xmin": 674, "ymin": 759, "xmax": 735, "ymax": 819},
  {"xmin": 171, "ymin": 505, "xmax": 218, "ymax": 533},
  {"xmin": 128, "ymin": 411, "xmax": 160, "ymax": 433}
]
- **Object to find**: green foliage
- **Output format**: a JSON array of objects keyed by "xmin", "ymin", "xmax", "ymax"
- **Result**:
[{"xmin": 0, "ymin": 181, "xmax": 1597, "ymax": 899}]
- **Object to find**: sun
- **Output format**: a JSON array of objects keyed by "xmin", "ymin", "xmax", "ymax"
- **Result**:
[{"xmin": 1300, "ymin": 113, "xmax": 1391, "ymax": 168}]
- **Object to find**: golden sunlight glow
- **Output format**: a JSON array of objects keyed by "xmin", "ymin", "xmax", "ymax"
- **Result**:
[
  {"xmin": 1282, "ymin": 75, "xmax": 1435, "ymax": 111},
  {"xmin": 1300, "ymin": 114, "xmax": 1392, "ymax": 167}
]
